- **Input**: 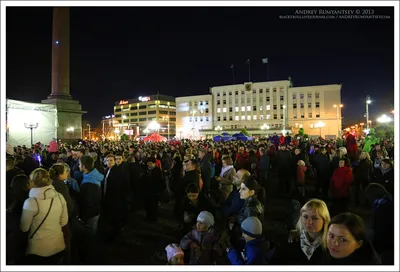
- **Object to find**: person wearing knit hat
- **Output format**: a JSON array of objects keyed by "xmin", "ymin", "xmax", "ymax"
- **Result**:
[
  {"xmin": 165, "ymin": 243, "xmax": 184, "ymax": 265},
  {"xmin": 227, "ymin": 217, "xmax": 271, "ymax": 265},
  {"xmin": 196, "ymin": 211, "xmax": 214, "ymax": 232}
]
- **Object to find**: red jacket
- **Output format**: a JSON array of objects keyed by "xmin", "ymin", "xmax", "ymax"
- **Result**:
[{"xmin": 330, "ymin": 166, "xmax": 353, "ymax": 198}]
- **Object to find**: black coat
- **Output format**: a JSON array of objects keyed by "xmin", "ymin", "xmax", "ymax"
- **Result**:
[
  {"xmin": 276, "ymin": 150, "xmax": 292, "ymax": 171},
  {"xmin": 313, "ymin": 153, "xmax": 332, "ymax": 181},
  {"xmin": 271, "ymin": 238, "xmax": 324, "ymax": 265},
  {"xmin": 143, "ymin": 166, "xmax": 164, "ymax": 194},
  {"xmin": 181, "ymin": 193, "xmax": 215, "ymax": 225},
  {"xmin": 103, "ymin": 166, "xmax": 130, "ymax": 214},
  {"xmin": 237, "ymin": 197, "xmax": 265, "ymax": 226},
  {"xmin": 182, "ymin": 169, "xmax": 200, "ymax": 191},
  {"xmin": 52, "ymin": 179, "xmax": 75, "ymax": 217},
  {"xmin": 353, "ymin": 159, "xmax": 373, "ymax": 186},
  {"xmin": 319, "ymin": 240, "xmax": 381, "ymax": 265},
  {"xmin": 378, "ymin": 168, "xmax": 394, "ymax": 195}
]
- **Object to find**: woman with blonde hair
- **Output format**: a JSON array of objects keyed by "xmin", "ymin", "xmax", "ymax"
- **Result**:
[
  {"xmin": 271, "ymin": 198, "xmax": 330, "ymax": 264},
  {"xmin": 20, "ymin": 168, "xmax": 68, "ymax": 265}
]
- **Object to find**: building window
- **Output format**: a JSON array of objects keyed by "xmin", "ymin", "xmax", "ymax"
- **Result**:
[
  {"xmin": 247, "ymin": 115, "xmax": 251, "ymax": 121},
  {"xmin": 235, "ymin": 91, "xmax": 238, "ymax": 95},
  {"xmin": 273, "ymin": 114, "xmax": 277, "ymax": 119},
  {"xmin": 253, "ymin": 115, "xmax": 257, "ymax": 120},
  {"xmin": 159, "ymin": 110, "xmax": 168, "ymax": 114},
  {"xmin": 115, "ymin": 108, "xmax": 121, "ymax": 112},
  {"xmin": 267, "ymin": 114, "xmax": 271, "ymax": 119},
  {"xmin": 316, "ymin": 114, "xmax": 320, "ymax": 118},
  {"xmin": 229, "ymin": 116, "xmax": 233, "ymax": 121},
  {"xmin": 200, "ymin": 118, "xmax": 203, "ymax": 122},
  {"xmin": 115, "ymin": 114, "xmax": 121, "ymax": 118},
  {"xmin": 280, "ymin": 114, "xmax": 284, "ymax": 119},
  {"xmin": 300, "ymin": 94, "xmax": 304, "ymax": 99},
  {"xmin": 217, "ymin": 108, "xmax": 221, "ymax": 113},
  {"xmin": 266, "ymin": 97, "xmax": 270, "ymax": 102},
  {"xmin": 266, "ymin": 105, "xmax": 271, "ymax": 110},
  {"xmin": 293, "ymin": 103, "xmax": 297, "ymax": 109},
  {"xmin": 139, "ymin": 111, "xmax": 146, "ymax": 115},
  {"xmin": 235, "ymin": 116, "xmax": 239, "ymax": 121},
  {"xmin": 205, "ymin": 101, "xmax": 209, "ymax": 105},
  {"xmin": 260, "ymin": 115, "xmax": 264, "ymax": 120},
  {"xmin": 130, "ymin": 118, "xmax": 137, "ymax": 122},
  {"xmin": 252, "ymin": 90, "xmax": 256, "ymax": 94},
  {"xmin": 260, "ymin": 106, "xmax": 263, "ymax": 111},
  {"xmin": 280, "ymin": 95, "xmax": 284, "ymax": 101},
  {"xmin": 223, "ymin": 117, "xmax": 226, "ymax": 121},
  {"xmin": 217, "ymin": 93, "xmax": 220, "ymax": 97},
  {"xmin": 223, "ymin": 108, "xmax": 227, "ymax": 113},
  {"xmin": 229, "ymin": 92, "xmax": 232, "ymax": 95},
  {"xmin": 235, "ymin": 107, "xmax": 239, "ymax": 112},
  {"xmin": 170, "ymin": 111, "xmax": 176, "ymax": 115},
  {"xmin": 170, "ymin": 118, "xmax": 176, "ymax": 121},
  {"xmin": 241, "ymin": 116, "xmax": 245, "ymax": 120},
  {"xmin": 241, "ymin": 106, "xmax": 245, "ymax": 112},
  {"xmin": 273, "ymin": 88, "xmax": 277, "ymax": 93},
  {"xmin": 223, "ymin": 92, "xmax": 226, "ymax": 96},
  {"xmin": 217, "ymin": 101, "xmax": 220, "ymax": 105},
  {"xmin": 139, "ymin": 105, "xmax": 146, "ymax": 109},
  {"xmin": 300, "ymin": 103, "xmax": 304, "ymax": 109},
  {"xmin": 194, "ymin": 117, "xmax": 198, "ymax": 122},
  {"xmin": 206, "ymin": 109, "xmax": 209, "ymax": 113},
  {"xmin": 206, "ymin": 117, "xmax": 209, "ymax": 122},
  {"xmin": 316, "ymin": 102, "xmax": 320, "ymax": 108},
  {"xmin": 148, "ymin": 110, "xmax": 156, "ymax": 115},
  {"xmin": 139, "ymin": 118, "xmax": 146, "ymax": 122},
  {"xmin": 308, "ymin": 102, "xmax": 312, "ymax": 108},
  {"xmin": 217, "ymin": 117, "xmax": 221, "ymax": 121},
  {"xmin": 308, "ymin": 93, "xmax": 312, "ymax": 99},
  {"xmin": 259, "ymin": 89, "xmax": 263, "ymax": 93},
  {"xmin": 253, "ymin": 106, "xmax": 257, "ymax": 111},
  {"xmin": 292, "ymin": 94, "xmax": 296, "ymax": 100},
  {"xmin": 293, "ymin": 114, "xmax": 297, "ymax": 119},
  {"xmin": 315, "ymin": 93, "xmax": 320, "ymax": 99},
  {"xmin": 148, "ymin": 117, "xmax": 154, "ymax": 121},
  {"xmin": 308, "ymin": 112, "xmax": 312, "ymax": 118},
  {"xmin": 229, "ymin": 107, "xmax": 232, "ymax": 112},
  {"xmin": 273, "ymin": 105, "xmax": 277, "ymax": 110},
  {"xmin": 223, "ymin": 100, "xmax": 227, "ymax": 104},
  {"xmin": 241, "ymin": 91, "xmax": 245, "ymax": 95},
  {"xmin": 301, "ymin": 114, "xmax": 304, "ymax": 118},
  {"xmin": 199, "ymin": 102, "xmax": 203, "ymax": 106}
]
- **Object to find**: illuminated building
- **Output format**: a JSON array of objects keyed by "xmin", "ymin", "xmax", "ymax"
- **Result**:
[
  {"xmin": 176, "ymin": 80, "xmax": 342, "ymax": 139},
  {"xmin": 113, "ymin": 94, "xmax": 176, "ymax": 138}
]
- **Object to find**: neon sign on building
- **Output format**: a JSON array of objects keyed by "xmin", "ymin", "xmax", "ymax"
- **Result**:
[
  {"xmin": 119, "ymin": 100, "xmax": 129, "ymax": 105},
  {"xmin": 139, "ymin": 96, "xmax": 151, "ymax": 102}
]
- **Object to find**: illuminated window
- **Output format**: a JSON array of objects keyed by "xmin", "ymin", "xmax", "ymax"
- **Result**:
[
  {"xmin": 241, "ymin": 116, "xmax": 245, "ymax": 120},
  {"xmin": 308, "ymin": 102, "xmax": 312, "ymax": 108},
  {"xmin": 266, "ymin": 105, "xmax": 271, "ymax": 110},
  {"xmin": 217, "ymin": 108, "xmax": 221, "ymax": 113},
  {"xmin": 241, "ymin": 106, "xmax": 245, "ymax": 111},
  {"xmin": 235, "ymin": 116, "xmax": 239, "ymax": 121},
  {"xmin": 253, "ymin": 115, "xmax": 257, "ymax": 120},
  {"xmin": 294, "ymin": 114, "xmax": 297, "ymax": 119},
  {"xmin": 308, "ymin": 112, "xmax": 312, "ymax": 118},
  {"xmin": 299, "ymin": 124, "xmax": 303, "ymax": 128},
  {"xmin": 247, "ymin": 106, "xmax": 251, "ymax": 111},
  {"xmin": 267, "ymin": 114, "xmax": 270, "ymax": 119},
  {"xmin": 223, "ymin": 108, "xmax": 227, "ymax": 113},
  {"xmin": 235, "ymin": 107, "xmax": 239, "ymax": 112},
  {"xmin": 247, "ymin": 115, "xmax": 251, "ymax": 120},
  {"xmin": 260, "ymin": 106, "xmax": 263, "ymax": 111},
  {"xmin": 260, "ymin": 115, "xmax": 264, "ymax": 120}
]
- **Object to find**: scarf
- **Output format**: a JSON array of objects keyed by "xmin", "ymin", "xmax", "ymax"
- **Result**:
[
  {"xmin": 220, "ymin": 165, "xmax": 233, "ymax": 178},
  {"xmin": 300, "ymin": 230, "xmax": 321, "ymax": 260}
]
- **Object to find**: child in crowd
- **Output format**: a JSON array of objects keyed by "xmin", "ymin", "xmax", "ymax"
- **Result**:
[
  {"xmin": 165, "ymin": 243, "xmax": 184, "ymax": 265},
  {"xmin": 180, "ymin": 211, "xmax": 223, "ymax": 264}
]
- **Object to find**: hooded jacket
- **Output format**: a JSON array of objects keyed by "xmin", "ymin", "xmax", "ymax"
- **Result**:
[
  {"xmin": 20, "ymin": 185, "xmax": 68, "ymax": 257},
  {"xmin": 79, "ymin": 169, "xmax": 104, "ymax": 221}
]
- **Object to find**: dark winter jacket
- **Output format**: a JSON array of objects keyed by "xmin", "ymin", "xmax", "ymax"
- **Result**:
[
  {"xmin": 353, "ymin": 159, "xmax": 373, "ymax": 186},
  {"xmin": 182, "ymin": 169, "xmax": 200, "ymax": 191},
  {"xmin": 199, "ymin": 155, "xmax": 212, "ymax": 191},
  {"xmin": 79, "ymin": 169, "xmax": 104, "ymax": 221},
  {"xmin": 319, "ymin": 240, "xmax": 381, "ymax": 265},
  {"xmin": 258, "ymin": 153, "xmax": 270, "ymax": 173},
  {"xmin": 103, "ymin": 165, "xmax": 130, "ymax": 214},
  {"xmin": 181, "ymin": 193, "xmax": 215, "ymax": 226},
  {"xmin": 276, "ymin": 150, "xmax": 292, "ymax": 171},
  {"xmin": 180, "ymin": 227, "xmax": 223, "ymax": 265},
  {"xmin": 313, "ymin": 153, "xmax": 332, "ymax": 181},
  {"xmin": 228, "ymin": 237, "xmax": 271, "ymax": 265},
  {"xmin": 220, "ymin": 188, "xmax": 245, "ymax": 218},
  {"xmin": 237, "ymin": 197, "xmax": 265, "ymax": 226},
  {"xmin": 271, "ymin": 237, "xmax": 324, "ymax": 265},
  {"xmin": 52, "ymin": 179, "xmax": 75, "ymax": 217},
  {"xmin": 378, "ymin": 168, "xmax": 394, "ymax": 196}
]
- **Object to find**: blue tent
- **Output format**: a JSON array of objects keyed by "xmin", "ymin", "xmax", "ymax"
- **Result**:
[
  {"xmin": 233, "ymin": 133, "xmax": 251, "ymax": 141},
  {"xmin": 213, "ymin": 135, "xmax": 222, "ymax": 142}
]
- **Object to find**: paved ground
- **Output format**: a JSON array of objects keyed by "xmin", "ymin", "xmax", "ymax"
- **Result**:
[{"xmin": 90, "ymin": 173, "xmax": 372, "ymax": 265}]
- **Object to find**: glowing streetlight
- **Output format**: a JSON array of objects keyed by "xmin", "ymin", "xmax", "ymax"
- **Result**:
[
  {"xmin": 313, "ymin": 121, "xmax": 325, "ymax": 137},
  {"xmin": 143, "ymin": 128, "xmax": 150, "ymax": 136},
  {"xmin": 66, "ymin": 127, "xmax": 74, "ymax": 132},
  {"xmin": 215, "ymin": 125, "xmax": 222, "ymax": 131},
  {"xmin": 377, "ymin": 114, "xmax": 392, "ymax": 123},
  {"xmin": 260, "ymin": 124, "xmax": 270, "ymax": 131},
  {"xmin": 366, "ymin": 95, "xmax": 371, "ymax": 129},
  {"xmin": 148, "ymin": 121, "xmax": 160, "ymax": 133}
]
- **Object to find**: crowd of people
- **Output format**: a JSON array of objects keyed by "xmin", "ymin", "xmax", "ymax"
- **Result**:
[{"xmin": 5, "ymin": 132, "xmax": 395, "ymax": 265}]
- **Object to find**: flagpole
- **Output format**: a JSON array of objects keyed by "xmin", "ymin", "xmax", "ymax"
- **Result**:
[
  {"xmin": 231, "ymin": 65, "xmax": 235, "ymax": 84},
  {"xmin": 247, "ymin": 59, "xmax": 251, "ymax": 82}
]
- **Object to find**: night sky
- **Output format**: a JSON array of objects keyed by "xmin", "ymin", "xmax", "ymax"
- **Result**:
[{"xmin": 6, "ymin": 7, "xmax": 394, "ymax": 128}]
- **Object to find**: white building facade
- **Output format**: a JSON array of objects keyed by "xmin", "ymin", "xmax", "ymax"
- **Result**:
[{"xmin": 175, "ymin": 80, "xmax": 342, "ymax": 139}]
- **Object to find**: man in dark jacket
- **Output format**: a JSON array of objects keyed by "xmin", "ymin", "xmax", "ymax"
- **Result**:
[
  {"xmin": 258, "ymin": 148, "xmax": 270, "ymax": 189},
  {"xmin": 6, "ymin": 157, "xmax": 24, "ymax": 207},
  {"xmin": 102, "ymin": 154, "xmax": 130, "ymax": 239},
  {"xmin": 275, "ymin": 144, "xmax": 293, "ymax": 193},
  {"xmin": 198, "ymin": 148, "xmax": 211, "ymax": 194},
  {"xmin": 182, "ymin": 159, "xmax": 200, "ymax": 191},
  {"xmin": 79, "ymin": 155, "xmax": 103, "ymax": 235},
  {"xmin": 143, "ymin": 157, "xmax": 164, "ymax": 222},
  {"xmin": 312, "ymin": 147, "xmax": 332, "ymax": 200}
]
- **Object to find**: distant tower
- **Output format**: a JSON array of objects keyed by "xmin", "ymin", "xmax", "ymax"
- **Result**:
[{"xmin": 42, "ymin": 7, "xmax": 86, "ymax": 140}]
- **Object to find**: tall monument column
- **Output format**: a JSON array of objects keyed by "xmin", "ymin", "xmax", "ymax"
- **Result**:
[{"xmin": 42, "ymin": 7, "xmax": 86, "ymax": 140}]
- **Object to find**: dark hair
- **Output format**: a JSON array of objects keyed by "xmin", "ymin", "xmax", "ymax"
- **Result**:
[
  {"xmin": 147, "ymin": 157, "xmax": 156, "ymax": 163},
  {"xmin": 186, "ymin": 183, "xmax": 200, "ymax": 194},
  {"xmin": 329, "ymin": 212, "xmax": 367, "ymax": 242},
  {"xmin": 249, "ymin": 150, "xmax": 255, "ymax": 156},
  {"xmin": 381, "ymin": 159, "xmax": 393, "ymax": 169},
  {"xmin": 188, "ymin": 159, "xmax": 198, "ymax": 167},
  {"xmin": 80, "ymin": 155, "xmax": 94, "ymax": 171},
  {"xmin": 49, "ymin": 163, "xmax": 66, "ymax": 180},
  {"xmin": 242, "ymin": 176, "xmax": 266, "ymax": 205},
  {"xmin": 339, "ymin": 157, "xmax": 351, "ymax": 167},
  {"xmin": 11, "ymin": 174, "xmax": 29, "ymax": 192},
  {"xmin": 115, "ymin": 152, "xmax": 123, "ymax": 157}
]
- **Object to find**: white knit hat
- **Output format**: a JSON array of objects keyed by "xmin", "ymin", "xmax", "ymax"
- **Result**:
[{"xmin": 197, "ymin": 211, "xmax": 215, "ymax": 227}]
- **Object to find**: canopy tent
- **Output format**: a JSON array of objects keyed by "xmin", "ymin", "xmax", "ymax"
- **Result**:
[
  {"xmin": 232, "ymin": 133, "xmax": 252, "ymax": 141},
  {"xmin": 143, "ymin": 133, "xmax": 167, "ymax": 142}
]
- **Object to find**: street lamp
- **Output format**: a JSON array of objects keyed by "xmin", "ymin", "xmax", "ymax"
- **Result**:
[
  {"xmin": 333, "ymin": 104, "xmax": 343, "ymax": 137},
  {"xmin": 215, "ymin": 125, "xmax": 223, "ymax": 131},
  {"xmin": 66, "ymin": 127, "xmax": 74, "ymax": 138},
  {"xmin": 260, "ymin": 124, "xmax": 270, "ymax": 135},
  {"xmin": 143, "ymin": 128, "xmax": 150, "ymax": 136},
  {"xmin": 24, "ymin": 123, "xmax": 39, "ymax": 147},
  {"xmin": 148, "ymin": 121, "xmax": 160, "ymax": 133},
  {"xmin": 366, "ymin": 95, "xmax": 371, "ymax": 129}
]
